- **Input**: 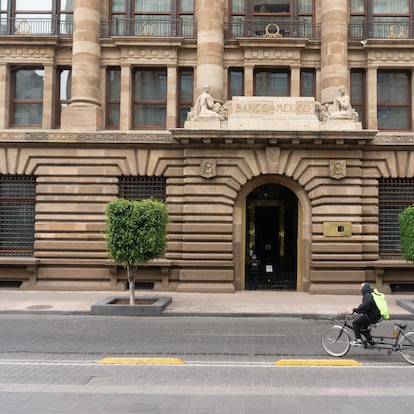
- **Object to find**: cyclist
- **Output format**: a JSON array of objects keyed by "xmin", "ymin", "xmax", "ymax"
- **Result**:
[{"xmin": 346, "ymin": 282, "xmax": 381, "ymax": 346}]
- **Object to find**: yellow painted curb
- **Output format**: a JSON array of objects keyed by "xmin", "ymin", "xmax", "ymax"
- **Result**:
[
  {"xmin": 275, "ymin": 359, "xmax": 361, "ymax": 367},
  {"xmin": 99, "ymin": 357, "xmax": 185, "ymax": 365}
]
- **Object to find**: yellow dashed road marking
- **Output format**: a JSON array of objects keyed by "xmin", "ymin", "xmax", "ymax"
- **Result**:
[
  {"xmin": 99, "ymin": 357, "xmax": 185, "ymax": 365},
  {"xmin": 275, "ymin": 359, "xmax": 361, "ymax": 367}
]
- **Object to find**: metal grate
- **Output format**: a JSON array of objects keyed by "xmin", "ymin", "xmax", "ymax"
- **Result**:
[
  {"xmin": 379, "ymin": 178, "xmax": 414, "ymax": 255},
  {"xmin": 0, "ymin": 175, "xmax": 36, "ymax": 256},
  {"xmin": 119, "ymin": 176, "xmax": 166, "ymax": 201}
]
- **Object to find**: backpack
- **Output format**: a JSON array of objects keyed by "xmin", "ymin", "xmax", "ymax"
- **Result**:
[{"xmin": 371, "ymin": 288, "xmax": 390, "ymax": 320}]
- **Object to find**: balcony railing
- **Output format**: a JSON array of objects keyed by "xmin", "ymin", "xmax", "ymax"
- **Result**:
[
  {"xmin": 101, "ymin": 18, "xmax": 196, "ymax": 38},
  {"xmin": 0, "ymin": 18, "xmax": 73, "ymax": 36},
  {"xmin": 224, "ymin": 20, "xmax": 321, "ymax": 40},
  {"xmin": 349, "ymin": 21, "xmax": 414, "ymax": 40}
]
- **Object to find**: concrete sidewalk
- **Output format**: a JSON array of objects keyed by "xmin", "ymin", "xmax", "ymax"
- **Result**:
[{"xmin": 0, "ymin": 289, "xmax": 413, "ymax": 318}]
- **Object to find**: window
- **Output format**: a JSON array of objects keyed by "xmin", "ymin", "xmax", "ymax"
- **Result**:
[
  {"xmin": 300, "ymin": 69, "xmax": 315, "ymax": 97},
  {"xmin": 133, "ymin": 68, "xmax": 167, "ymax": 129},
  {"xmin": 228, "ymin": 68, "xmax": 244, "ymax": 100},
  {"xmin": 351, "ymin": 0, "xmax": 411, "ymax": 39},
  {"xmin": 0, "ymin": 175, "xmax": 36, "ymax": 256},
  {"xmin": 230, "ymin": 0, "xmax": 314, "ymax": 38},
  {"xmin": 119, "ymin": 176, "xmax": 166, "ymax": 201},
  {"xmin": 177, "ymin": 68, "xmax": 193, "ymax": 128},
  {"xmin": 377, "ymin": 70, "xmax": 410, "ymax": 130},
  {"xmin": 107, "ymin": 67, "xmax": 121, "ymax": 129},
  {"xmin": 1, "ymin": 0, "xmax": 73, "ymax": 35},
  {"xmin": 11, "ymin": 67, "xmax": 44, "ymax": 127},
  {"xmin": 351, "ymin": 69, "xmax": 366, "ymax": 128},
  {"xmin": 110, "ymin": 0, "xmax": 194, "ymax": 37},
  {"xmin": 379, "ymin": 178, "xmax": 414, "ymax": 256},
  {"xmin": 56, "ymin": 67, "xmax": 71, "ymax": 128},
  {"xmin": 255, "ymin": 69, "xmax": 290, "ymax": 96}
]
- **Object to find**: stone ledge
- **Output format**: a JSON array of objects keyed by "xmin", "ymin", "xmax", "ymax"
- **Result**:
[
  {"xmin": 396, "ymin": 300, "xmax": 414, "ymax": 314},
  {"xmin": 91, "ymin": 296, "xmax": 172, "ymax": 316}
]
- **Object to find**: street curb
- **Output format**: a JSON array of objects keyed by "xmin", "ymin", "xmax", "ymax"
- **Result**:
[{"xmin": 0, "ymin": 310, "xmax": 413, "ymax": 320}]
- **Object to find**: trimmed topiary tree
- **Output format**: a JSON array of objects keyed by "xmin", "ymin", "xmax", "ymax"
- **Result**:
[
  {"xmin": 104, "ymin": 198, "xmax": 169, "ymax": 305},
  {"xmin": 399, "ymin": 205, "xmax": 414, "ymax": 262}
]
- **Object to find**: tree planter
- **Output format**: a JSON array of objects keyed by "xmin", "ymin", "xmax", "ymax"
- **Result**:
[{"xmin": 91, "ymin": 296, "xmax": 172, "ymax": 316}]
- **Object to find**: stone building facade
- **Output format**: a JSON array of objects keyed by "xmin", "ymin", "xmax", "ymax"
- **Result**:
[{"xmin": 0, "ymin": 0, "xmax": 413, "ymax": 294}]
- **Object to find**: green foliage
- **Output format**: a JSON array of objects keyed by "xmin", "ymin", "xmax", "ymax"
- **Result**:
[
  {"xmin": 104, "ymin": 198, "xmax": 169, "ymax": 267},
  {"xmin": 399, "ymin": 205, "xmax": 414, "ymax": 262}
]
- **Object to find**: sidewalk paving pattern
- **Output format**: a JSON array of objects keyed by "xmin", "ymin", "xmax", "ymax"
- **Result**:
[{"xmin": 0, "ymin": 290, "xmax": 413, "ymax": 318}]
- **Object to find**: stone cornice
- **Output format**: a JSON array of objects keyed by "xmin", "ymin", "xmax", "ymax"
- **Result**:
[
  {"xmin": 170, "ymin": 129, "xmax": 378, "ymax": 145},
  {"xmin": 0, "ymin": 131, "xmax": 175, "ymax": 144}
]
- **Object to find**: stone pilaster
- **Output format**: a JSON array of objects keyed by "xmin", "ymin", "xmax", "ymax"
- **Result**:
[
  {"xmin": 61, "ymin": 0, "xmax": 103, "ymax": 131},
  {"xmin": 320, "ymin": 0, "xmax": 348, "ymax": 103},
  {"xmin": 196, "ymin": 0, "xmax": 224, "ymax": 101}
]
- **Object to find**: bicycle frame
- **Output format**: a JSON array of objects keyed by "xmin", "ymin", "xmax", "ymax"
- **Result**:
[
  {"xmin": 336, "ymin": 314, "xmax": 404, "ymax": 353},
  {"xmin": 322, "ymin": 314, "xmax": 414, "ymax": 363}
]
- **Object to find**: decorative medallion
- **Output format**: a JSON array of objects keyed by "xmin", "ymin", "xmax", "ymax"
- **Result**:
[
  {"xmin": 330, "ymin": 160, "xmax": 346, "ymax": 180},
  {"xmin": 201, "ymin": 160, "xmax": 216, "ymax": 179}
]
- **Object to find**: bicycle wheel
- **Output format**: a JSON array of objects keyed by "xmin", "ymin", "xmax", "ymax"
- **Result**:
[
  {"xmin": 399, "ymin": 331, "xmax": 414, "ymax": 365},
  {"xmin": 321, "ymin": 325, "xmax": 351, "ymax": 357}
]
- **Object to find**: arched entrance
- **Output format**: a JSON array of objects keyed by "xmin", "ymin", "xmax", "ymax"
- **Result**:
[
  {"xmin": 233, "ymin": 175, "xmax": 311, "ymax": 292},
  {"xmin": 246, "ymin": 184, "xmax": 297, "ymax": 290}
]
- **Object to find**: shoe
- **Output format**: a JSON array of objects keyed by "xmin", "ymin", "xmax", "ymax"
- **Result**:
[{"xmin": 350, "ymin": 339, "xmax": 363, "ymax": 346}]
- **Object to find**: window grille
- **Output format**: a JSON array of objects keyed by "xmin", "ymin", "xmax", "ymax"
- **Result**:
[
  {"xmin": 379, "ymin": 178, "xmax": 414, "ymax": 256},
  {"xmin": 119, "ymin": 176, "xmax": 166, "ymax": 201},
  {"xmin": 0, "ymin": 175, "xmax": 36, "ymax": 256}
]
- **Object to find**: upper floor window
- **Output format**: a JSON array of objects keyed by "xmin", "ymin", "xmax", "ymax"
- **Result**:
[
  {"xmin": 110, "ymin": 0, "xmax": 194, "ymax": 37},
  {"xmin": 106, "ymin": 67, "xmax": 121, "ymax": 129},
  {"xmin": 377, "ymin": 70, "xmax": 411, "ymax": 130},
  {"xmin": 228, "ymin": 68, "xmax": 244, "ymax": 100},
  {"xmin": 0, "ymin": 174, "xmax": 36, "ymax": 256},
  {"xmin": 177, "ymin": 68, "xmax": 193, "ymax": 128},
  {"xmin": 11, "ymin": 67, "xmax": 44, "ymax": 127},
  {"xmin": 133, "ymin": 68, "xmax": 167, "ymax": 129},
  {"xmin": 56, "ymin": 67, "xmax": 71, "ymax": 128},
  {"xmin": 255, "ymin": 69, "xmax": 290, "ymax": 96},
  {"xmin": 351, "ymin": 0, "xmax": 412, "ymax": 39},
  {"xmin": 300, "ymin": 69, "xmax": 315, "ymax": 97},
  {"xmin": 0, "ymin": 0, "xmax": 73, "ymax": 35},
  {"xmin": 351, "ymin": 69, "xmax": 366, "ymax": 128},
  {"xmin": 229, "ymin": 0, "xmax": 314, "ymax": 38}
]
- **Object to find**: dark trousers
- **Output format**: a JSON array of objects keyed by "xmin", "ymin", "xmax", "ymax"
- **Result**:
[
  {"xmin": 249, "ymin": 271, "xmax": 259, "ymax": 289},
  {"xmin": 352, "ymin": 314, "xmax": 373, "ymax": 340}
]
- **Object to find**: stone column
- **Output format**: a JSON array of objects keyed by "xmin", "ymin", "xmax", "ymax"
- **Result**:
[
  {"xmin": 366, "ymin": 65, "xmax": 377, "ymax": 130},
  {"xmin": 42, "ymin": 64, "xmax": 55, "ymax": 129},
  {"xmin": 320, "ymin": 0, "xmax": 348, "ymax": 103},
  {"xmin": 119, "ymin": 64, "xmax": 131, "ymax": 130},
  {"xmin": 244, "ymin": 66, "xmax": 254, "ymax": 96},
  {"xmin": 166, "ymin": 66, "xmax": 177, "ymax": 128},
  {"xmin": 290, "ymin": 65, "xmax": 301, "ymax": 97},
  {"xmin": 196, "ymin": 0, "xmax": 224, "ymax": 101},
  {"xmin": 61, "ymin": 0, "xmax": 103, "ymax": 131},
  {"xmin": 0, "ymin": 64, "xmax": 8, "ymax": 128}
]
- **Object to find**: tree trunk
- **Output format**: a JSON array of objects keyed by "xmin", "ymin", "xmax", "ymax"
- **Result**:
[{"xmin": 127, "ymin": 265, "xmax": 135, "ymax": 305}]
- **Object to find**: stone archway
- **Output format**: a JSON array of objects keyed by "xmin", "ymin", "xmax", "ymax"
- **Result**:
[{"xmin": 233, "ymin": 175, "xmax": 312, "ymax": 291}]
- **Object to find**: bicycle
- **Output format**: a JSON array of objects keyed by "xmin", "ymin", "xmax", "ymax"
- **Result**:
[{"xmin": 321, "ymin": 313, "xmax": 414, "ymax": 365}]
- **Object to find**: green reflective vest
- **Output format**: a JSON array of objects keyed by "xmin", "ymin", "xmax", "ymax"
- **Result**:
[{"xmin": 371, "ymin": 288, "xmax": 390, "ymax": 320}]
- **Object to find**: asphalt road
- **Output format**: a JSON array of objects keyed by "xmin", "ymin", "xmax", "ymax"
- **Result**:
[{"xmin": 0, "ymin": 315, "xmax": 413, "ymax": 413}]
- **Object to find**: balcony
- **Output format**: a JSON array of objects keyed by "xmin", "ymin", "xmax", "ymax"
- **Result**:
[
  {"xmin": 349, "ymin": 21, "xmax": 414, "ymax": 40},
  {"xmin": 224, "ymin": 20, "xmax": 321, "ymax": 40},
  {"xmin": 0, "ymin": 18, "xmax": 73, "ymax": 37},
  {"xmin": 101, "ymin": 18, "xmax": 196, "ymax": 38}
]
